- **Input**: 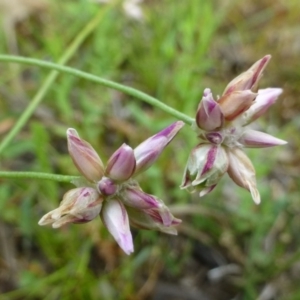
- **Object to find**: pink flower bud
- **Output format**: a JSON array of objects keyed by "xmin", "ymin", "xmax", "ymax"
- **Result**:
[
  {"xmin": 241, "ymin": 88, "xmax": 283, "ymax": 125},
  {"xmin": 126, "ymin": 206, "xmax": 181, "ymax": 235},
  {"xmin": 226, "ymin": 148, "xmax": 260, "ymax": 204},
  {"xmin": 134, "ymin": 121, "xmax": 184, "ymax": 175},
  {"xmin": 239, "ymin": 129, "xmax": 287, "ymax": 148},
  {"xmin": 121, "ymin": 187, "xmax": 161, "ymax": 209},
  {"xmin": 218, "ymin": 90, "xmax": 257, "ymax": 121},
  {"xmin": 38, "ymin": 187, "xmax": 103, "ymax": 228},
  {"xmin": 97, "ymin": 177, "xmax": 118, "ymax": 196},
  {"xmin": 204, "ymin": 132, "xmax": 223, "ymax": 145},
  {"xmin": 101, "ymin": 199, "xmax": 134, "ymax": 255},
  {"xmin": 67, "ymin": 128, "xmax": 104, "ymax": 182},
  {"xmin": 105, "ymin": 144, "xmax": 136, "ymax": 182},
  {"xmin": 223, "ymin": 55, "xmax": 271, "ymax": 95},
  {"xmin": 196, "ymin": 88, "xmax": 224, "ymax": 131},
  {"xmin": 145, "ymin": 205, "xmax": 179, "ymax": 227}
]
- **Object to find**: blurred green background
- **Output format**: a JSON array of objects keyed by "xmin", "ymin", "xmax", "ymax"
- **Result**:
[{"xmin": 0, "ymin": 0, "xmax": 299, "ymax": 299}]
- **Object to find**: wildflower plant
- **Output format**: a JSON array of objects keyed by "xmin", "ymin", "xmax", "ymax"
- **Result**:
[
  {"xmin": 180, "ymin": 55, "xmax": 287, "ymax": 204},
  {"xmin": 38, "ymin": 124, "xmax": 183, "ymax": 254},
  {"xmin": 0, "ymin": 53, "xmax": 287, "ymax": 254}
]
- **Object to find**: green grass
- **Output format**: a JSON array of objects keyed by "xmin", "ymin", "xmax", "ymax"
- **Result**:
[{"xmin": 0, "ymin": 0, "xmax": 299, "ymax": 299}]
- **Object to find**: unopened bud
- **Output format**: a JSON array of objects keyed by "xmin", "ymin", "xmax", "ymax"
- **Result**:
[
  {"xmin": 196, "ymin": 88, "xmax": 224, "ymax": 131},
  {"xmin": 106, "ymin": 144, "xmax": 136, "ymax": 182}
]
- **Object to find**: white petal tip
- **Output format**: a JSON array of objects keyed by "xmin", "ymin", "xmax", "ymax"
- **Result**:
[
  {"xmin": 121, "ymin": 243, "xmax": 134, "ymax": 255},
  {"xmin": 250, "ymin": 186, "xmax": 261, "ymax": 205},
  {"xmin": 38, "ymin": 214, "xmax": 53, "ymax": 226},
  {"xmin": 254, "ymin": 198, "xmax": 261, "ymax": 205},
  {"xmin": 124, "ymin": 249, "xmax": 134, "ymax": 255}
]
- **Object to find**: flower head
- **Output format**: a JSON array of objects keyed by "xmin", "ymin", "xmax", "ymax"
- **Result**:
[
  {"xmin": 39, "ymin": 122, "xmax": 184, "ymax": 254},
  {"xmin": 182, "ymin": 55, "xmax": 287, "ymax": 203},
  {"xmin": 38, "ymin": 187, "xmax": 103, "ymax": 228}
]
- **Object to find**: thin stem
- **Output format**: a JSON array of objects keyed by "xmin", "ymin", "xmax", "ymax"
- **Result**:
[
  {"xmin": 0, "ymin": 171, "xmax": 79, "ymax": 183},
  {"xmin": 0, "ymin": 5, "xmax": 113, "ymax": 155},
  {"xmin": 0, "ymin": 55, "xmax": 195, "ymax": 125}
]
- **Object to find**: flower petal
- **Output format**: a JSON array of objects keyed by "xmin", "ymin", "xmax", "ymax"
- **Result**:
[
  {"xmin": 196, "ymin": 88, "xmax": 224, "ymax": 131},
  {"xmin": 134, "ymin": 121, "xmax": 184, "ymax": 175},
  {"xmin": 239, "ymin": 129, "xmax": 287, "ymax": 148},
  {"xmin": 121, "ymin": 187, "xmax": 161, "ymax": 209},
  {"xmin": 126, "ymin": 206, "xmax": 181, "ymax": 235},
  {"xmin": 106, "ymin": 143, "xmax": 136, "ymax": 182},
  {"xmin": 241, "ymin": 88, "xmax": 283, "ymax": 125},
  {"xmin": 226, "ymin": 148, "xmax": 260, "ymax": 204},
  {"xmin": 101, "ymin": 199, "xmax": 134, "ymax": 255},
  {"xmin": 223, "ymin": 55, "xmax": 271, "ymax": 95},
  {"xmin": 67, "ymin": 128, "xmax": 104, "ymax": 182}
]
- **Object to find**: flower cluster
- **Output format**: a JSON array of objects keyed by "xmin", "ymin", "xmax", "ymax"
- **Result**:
[
  {"xmin": 39, "ymin": 122, "xmax": 184, "ymax": 254},
  {"xmin": 181, "ymin": 55, "xmax": 287, "ymax": 204},
  {"xmin": 38, "ymin": 55, "xmax": 287, "ymax": 254}
]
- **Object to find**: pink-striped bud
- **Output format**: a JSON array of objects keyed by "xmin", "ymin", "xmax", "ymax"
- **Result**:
[
  {"xmin": 204, "ymin": 132, "xmax": 223, "ymax": 145},
  {"xmin": 196, "ymin": 88, "xmax": 224, "ymax": 131},
  {"xmin": 241, "ymin": 88, "xmax": 283, "ymax": 125},
  {"xmin": 67, "ymin": 128, "xmax": 104, "ymax": 182},
  {"xmin": 101, "ymin": 199, "xmax": 134, "ymax": 255},
  {"xmin": 134, "ymin": 121, "xmax": 184, "ymax": 175},
  {"xmin": 218, "ymin": 90, "xmax": 257, "ymax": 121},
  {"xmin": 226, "ymin": 148, "xmax": 260, "ymax": 204},
  {"xmin": 97, "ymin": 177, "xmax": 118, "ymax": 196},
  {"xmin": 126, "ymin": 206, "xmax": 181, "ymax": 235},
  {"xmin": 181, "ymin": 144, "xmax": 228, "ymax": 196},
  {"xmin": 223, "ymin": 55, "xmax": 271, "ymax": 95},
  {"xmin": 121, "ymin": 187, "xmax": 161, "ymax": 209},
  {"xmin": 38, "ymin": 187, "xmax": 103, "ymax": 228},
  {"xmin": 239, "ymin": 129, "xmax": 287, "ymax": 148},
  {"xmin": 147, "ymin": 205, "xmax": 179, "ymax": 227},
  {"xmin": 106, "ymin": 143, "xmax": 136, "ymax": 182}
]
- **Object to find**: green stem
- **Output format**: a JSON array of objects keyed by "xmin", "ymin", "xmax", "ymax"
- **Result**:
[
  {"xmin": 0, "ymin": 55, "xmax": 195, "ymax": 125},
  {"xmin": 0, "ymin": 5, "xmax": 113, "ymax": 155},
  {"xmin": 0, "ymin": 171, "xmax": 79, "ymax": 183}
]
